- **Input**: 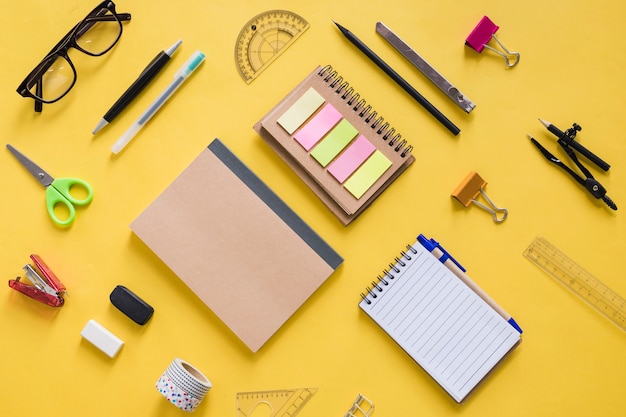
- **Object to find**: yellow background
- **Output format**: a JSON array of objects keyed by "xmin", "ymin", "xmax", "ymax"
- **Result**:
[{"xmin": 1, "ymin": 1, "xmax": 625, "ymax": 416}]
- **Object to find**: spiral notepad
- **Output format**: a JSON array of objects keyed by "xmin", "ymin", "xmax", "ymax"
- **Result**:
[
  {"xmin": 254, "ymin": 65, "xmax": 415, "ymax": 225},
  {"xmin": 359, "ymin": 238, "xmax": 521, "ymax": 403}
]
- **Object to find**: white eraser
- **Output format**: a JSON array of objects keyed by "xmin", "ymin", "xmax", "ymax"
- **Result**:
[{"xmin": 80, "ymin": 319, "xmax": 124, "ymax": 358}]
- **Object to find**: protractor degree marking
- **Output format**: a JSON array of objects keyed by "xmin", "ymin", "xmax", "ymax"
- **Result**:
[{"xmin": 234, "ymin": 10, "xmax": 310, "ymax": 83}]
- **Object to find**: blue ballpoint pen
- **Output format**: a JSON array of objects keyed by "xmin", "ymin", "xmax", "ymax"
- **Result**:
[
  {"xmin": 417, "ymin": 234, "xmax": 523, "ymax": 333},
  {"xmin": 111, "ymin": 50, "xmax": 206, "ymax": 154}
]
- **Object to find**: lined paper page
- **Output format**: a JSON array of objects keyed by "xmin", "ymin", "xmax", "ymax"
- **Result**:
[{"xmin": 359, "ymin": 242, "xmax": 520, "ymax": 402}]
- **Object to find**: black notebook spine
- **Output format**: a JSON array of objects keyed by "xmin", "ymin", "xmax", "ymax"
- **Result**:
[
  {"xmin": 317, "ymin": 65, "xmax": 413, "ymax": 158},
  {"xmin": 359, "ymin": 243, "xmax": 418, "ymax": 304}
]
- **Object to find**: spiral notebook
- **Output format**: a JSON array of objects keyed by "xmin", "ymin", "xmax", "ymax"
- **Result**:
[
  {"xmin": 359, "ymin": 237, "xmax": 521, "ymax": 403},
  {"xmin": 254, "ymin": 65, "xmax": 415, "ymax": 225},
  {"xmin": 130, "ymin": 139, "xmax": 343, "ymax": 353}
]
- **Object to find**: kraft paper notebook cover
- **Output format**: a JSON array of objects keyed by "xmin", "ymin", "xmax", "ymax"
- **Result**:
[
  {"xmin": 359, "ymin": 237, "xmax": 521, "ymax": 403},
  {"xmin": 254, "ymin": 65, "xmax": 415, "ymax": 225},
  {"xmin": 130, "ymin": 139, "xmax": 343, "ymax": 352}
]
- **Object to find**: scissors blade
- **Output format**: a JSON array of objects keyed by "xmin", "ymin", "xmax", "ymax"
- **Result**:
[{"xmin": 6, "ymin": 144, "xmax": 54, "ymax": 187}]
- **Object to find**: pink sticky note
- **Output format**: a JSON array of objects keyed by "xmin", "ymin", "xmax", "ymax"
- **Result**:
[
  {"xmin": 294, "ymin": 103, "xmax": 343, "ymax": 150},
  {"xmin": 327, "ymin": 135, "xmax": 376, "ymax": 183}
]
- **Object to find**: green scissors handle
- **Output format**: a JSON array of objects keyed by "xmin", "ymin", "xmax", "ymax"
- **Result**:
[{"xmin": 45, "ymin": 178, "xmax": 94, "ymax": 226}]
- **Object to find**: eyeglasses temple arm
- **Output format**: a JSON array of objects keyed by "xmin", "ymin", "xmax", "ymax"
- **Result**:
[
  {"xmin": 78, "ymin": 12, "xmax": 131, "ymax": 38},
  {"xmin": 35, "ymin": 82, "xmax": 43, "ymax": 112}
]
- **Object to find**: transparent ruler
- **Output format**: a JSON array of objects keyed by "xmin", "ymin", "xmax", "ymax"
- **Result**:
[
  {"xmin": 235, "ymin": 10, "xmax": 310, "ymax": 83},
  {"xmin": 523, "ymin": 236, "xmax": 626, "ymax": 332},
  {"xmin": 236, "ymin": 387, "xmax": 317, "ymax": 417}
]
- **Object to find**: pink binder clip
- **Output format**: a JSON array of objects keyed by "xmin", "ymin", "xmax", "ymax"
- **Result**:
[{"xmin": 466, "ymin": 16, "xmax": 520, "ymax": 68}]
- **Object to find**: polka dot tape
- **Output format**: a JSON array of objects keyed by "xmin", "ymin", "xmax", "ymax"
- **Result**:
[{"xmin": 156, "ymin": 358, "xmax": 212, "ymax": 412}]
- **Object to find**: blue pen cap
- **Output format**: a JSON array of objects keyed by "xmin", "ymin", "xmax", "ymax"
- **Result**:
[
  {"xmin": 417, "ymin": 234, "xmax": 436, "ymax": 251},
  {"xmin": 417, "ymin": 234, "xmax": 466, "ymax": 272}
]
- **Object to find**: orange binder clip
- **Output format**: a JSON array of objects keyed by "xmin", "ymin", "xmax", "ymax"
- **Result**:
[
  {"xmin": 8, "ymin": 254, "xmax": 66, "ymax": 307},
  {"xmin": 452, "ymin": 171, "xmax": 508, "ymax": 223},
  {"xmin": 465, "ymin": 16, "xmax": 520, "ymax": 68}
]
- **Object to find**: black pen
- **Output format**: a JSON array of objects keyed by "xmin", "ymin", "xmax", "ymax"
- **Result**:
[
  {"xmin": 92, "ymin": 40, "xmax": 183, "ymax": 134},
  {"xmin": 538, "ymin": 118, "xmax": 610, "ymax": 171},
  {"xmin": 333, "ymin": 21, "xmax": 460, "ymax": 136}
]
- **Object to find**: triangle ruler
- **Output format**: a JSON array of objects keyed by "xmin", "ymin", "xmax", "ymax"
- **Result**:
[{"xmin": 236, "ymin": 387, "xmax": 317, "ymax": 417}]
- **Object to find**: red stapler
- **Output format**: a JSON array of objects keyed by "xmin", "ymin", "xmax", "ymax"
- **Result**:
[{"xmin": 8, "ymin": 255, "xmax": 66, "ymax": 307}]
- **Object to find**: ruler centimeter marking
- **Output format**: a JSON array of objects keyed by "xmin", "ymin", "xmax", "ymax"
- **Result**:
[
  {"xmin": 523, "ymin": 236, "xmax": 626, "ymax": 332},
  {"xmin": 236, "ymin": 387, "xmax": 317, "ymax": 417},
  {"xmin": 235, "ymin": 10, "xmax": 310, "ymax": 83}
]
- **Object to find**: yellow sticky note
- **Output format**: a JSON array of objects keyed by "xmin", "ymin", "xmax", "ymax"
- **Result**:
[
  {"xmin": 344, "ymin": 151, "xmax": 392, "ymax": 199},
  {"xmin": 277, "ymin": 88, "xmax": 325, "ymax": 134},
  {"xmin": 310, "ymin": 119, "xmax": 358, "ymax": 167}
]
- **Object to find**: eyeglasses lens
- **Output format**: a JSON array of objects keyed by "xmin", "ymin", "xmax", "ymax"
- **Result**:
[
  {"xmin": 29, "ymin": 56, "xmax": 74, "ymax": 102},
  {"xmin": 26, "ymin": 5, "xmax": 122, "ymax": 103},
  {"xmin": 76, "ymin": 8, "xmax": 122, "ymax": 54}
]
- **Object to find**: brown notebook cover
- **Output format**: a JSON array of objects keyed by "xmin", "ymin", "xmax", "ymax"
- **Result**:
[
  {"xmin": 130, "ymin": 139, "xmax": 343, "ymax": 352},
  {"xmin": 254, "ymin": 65, "xmax": 415, "ymax": 225}
]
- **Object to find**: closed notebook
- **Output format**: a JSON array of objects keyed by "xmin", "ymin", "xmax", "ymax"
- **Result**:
[
  {"xmin": 130, "ymin": 139, "xmax": 343, "ymax": 352},
  {"xmin": 359, "ymin": 238, "xmax": 521, "ymax": 402},
  {"xmin": 254, "ymin": 65, "xmax": 415, "ymax": 225}
]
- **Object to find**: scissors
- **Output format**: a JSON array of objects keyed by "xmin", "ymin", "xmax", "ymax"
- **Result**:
[{"xmin": 6, "ymin": 144, "xmax": 94, "ymax": 226}]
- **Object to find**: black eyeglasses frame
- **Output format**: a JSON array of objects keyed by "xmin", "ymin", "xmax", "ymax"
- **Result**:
[{"xmin": 16, "ymin": 0, "xmax": 131, "ymax": 112}]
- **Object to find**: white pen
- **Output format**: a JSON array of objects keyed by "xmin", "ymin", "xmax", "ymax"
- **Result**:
[{"xmin": 111, "ymin": 50, "xmax": 206, "ymax": 154}]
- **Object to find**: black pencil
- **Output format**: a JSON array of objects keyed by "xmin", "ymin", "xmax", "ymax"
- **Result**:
[{"xmin": 334, "ymin": 22, "xmax": 460, "ymax": 136}]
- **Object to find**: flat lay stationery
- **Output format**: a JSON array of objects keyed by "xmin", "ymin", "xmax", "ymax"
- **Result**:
[
  {"xmin": 538, "ymin": 119, "xmax": 611, "ymax": 171},
  {"xmin": 234, "ymin": 10, "xmax": 310, "ymax": 83},
  {"xmin": 156, "ymin": 358, "xmax": 212, "ymax": 412},
  {"xmin": 465, "ymin": 16, "xmax": 520, "ymax": 67},
  {"xmin": 359, "ymin": 235, "xmax": 521, "ymax": 402},
  {"xmin": 451, "ymin": 171, "xmax": 508, "ymax": 222},
  {"xmin": 528, "ymin": 135, "xmax": 617, "ymax": 210},
  {"xmin": 112, "ymin": 50, "xmax": 206, "ymax": 154},
  {"xmin": 376, "ymin": 22, "xmax": 476, "ymax": 113},
  {"xmin": 8, "ymin": 254, "xmax": 67, "ymax": 307},
  {"xmin": 80, "ymin": 319, "xmax": 125, "ymax": 358},
  {"xmin": 343, "ymin": 394, "xmax": 375, "ymax": 417},
  {"xmin": 109, "ymin": 285, "xmax": 154, "ymax": 325},
  {"xmin": 254, "ymin": 65, "xmax": 415, "ymax": 225},
  {"xmin": 334, "ymin": 22, "xmax": 460, "ymax": 135},
  {"xmin": 6, "ymin": 144, "xmax": 94, "ymax": 227},
  {"xmin": 3, "ymin": 2, "xmax": 625, "ymax": 417},
  {"xmin": 92, "ymin": 39, "xmax": 182, "ymax": 134},
  {"xmin": 236, "ymin": 388, "xmax": 317, "ymax": 417},
  {"xmin": 130, "ymin": 139, "xmax": 343, "ymax": 352},
  {"xmin": 524, "ymin": 237, "xmax": 626, "ymax": 332},
  {"xmin": 16, "ymin": 0, "xmax": 131, "ymax": 112}
]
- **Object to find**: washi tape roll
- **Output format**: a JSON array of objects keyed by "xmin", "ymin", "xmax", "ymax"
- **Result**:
[{"xmin": 156, "ymin": 358, "xmax": 212, "ymax": 412}]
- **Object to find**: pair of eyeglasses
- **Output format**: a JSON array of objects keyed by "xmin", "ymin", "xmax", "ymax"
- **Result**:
[{"xmin": 16, "ymin": 1, "xmax": 131, "ymax": 112}]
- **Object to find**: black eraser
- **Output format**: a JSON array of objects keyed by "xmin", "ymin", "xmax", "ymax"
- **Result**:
[{"xmin": 110, "ymin": 285, "xmax": 154, "ymax": 325}]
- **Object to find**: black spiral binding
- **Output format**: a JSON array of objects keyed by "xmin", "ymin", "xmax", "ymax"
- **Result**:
[
  {"xmin": 318, "ymin": 65, "xmax": 413, "ymax": 158},
  {"xmin": 360, "ymin": 244, "xmax": 418, "ymax": 304}
]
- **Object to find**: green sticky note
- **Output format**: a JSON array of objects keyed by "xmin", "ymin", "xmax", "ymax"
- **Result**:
[
  {"xmin": 310, "ymin": 119, "xmax": 358, "ymax": 167},
  {"xmin": 344, "ymin": 151, "xmax": 392, "ymax": 199},
  {"xmin": 277, "ymin": 88, "xmax": 325, "ymax": 134}
]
